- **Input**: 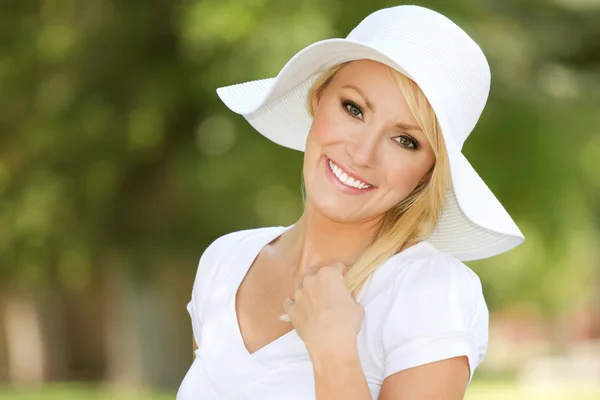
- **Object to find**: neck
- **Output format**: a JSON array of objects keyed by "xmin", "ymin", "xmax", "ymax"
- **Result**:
[{"xmin": 279, "ymin": 201, "xmax": 382, "ymax": 277}]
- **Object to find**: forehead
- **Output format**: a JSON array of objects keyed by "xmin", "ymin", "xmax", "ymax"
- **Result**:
[
  {"xmin": 330, "ymin": 59, "xmax": 399, "ymax": 87},
  {"xmin": 328, "ymin": 59, "xmax": 414, "ymax": 115}
]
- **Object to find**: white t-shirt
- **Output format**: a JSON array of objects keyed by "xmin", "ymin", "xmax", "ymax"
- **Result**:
[{"xmin": 177, "ymin": 225, "xmax": 489, "ymax": 400}]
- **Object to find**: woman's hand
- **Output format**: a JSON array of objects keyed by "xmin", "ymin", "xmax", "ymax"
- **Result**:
[{"xmin": 282, "ymin": 262, "xmax": 365, "ymax": 359}]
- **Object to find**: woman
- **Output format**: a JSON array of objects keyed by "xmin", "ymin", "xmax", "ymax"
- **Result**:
[{"xmin": 177, "ymin": 5, "xmax": 524, "ymax": 400}]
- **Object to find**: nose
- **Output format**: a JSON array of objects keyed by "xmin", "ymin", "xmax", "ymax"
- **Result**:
[{"xmin": 345, "ymin": 128, "xmax": 378, "ymax": 168}]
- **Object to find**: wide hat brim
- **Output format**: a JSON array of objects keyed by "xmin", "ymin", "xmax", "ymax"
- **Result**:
[{"xmin": 216, "ymin": 38, "xmax": 525, "ymax": 261}]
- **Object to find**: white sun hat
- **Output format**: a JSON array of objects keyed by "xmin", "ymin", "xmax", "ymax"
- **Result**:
[{"xmin": 216, "ymin": 5, "xmax": 524, "ymax": 261}]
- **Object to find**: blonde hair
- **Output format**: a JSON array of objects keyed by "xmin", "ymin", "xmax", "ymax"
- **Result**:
[{"xmin": 305, "ymin": 61, "xmax": 451, "ymax": 298}]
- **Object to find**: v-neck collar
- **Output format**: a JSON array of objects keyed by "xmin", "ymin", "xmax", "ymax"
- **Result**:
[
  {"xmin": 226, "ymin": 225, "xmax": 432, "ymax": 364},
  {"xmin": 197, "ymin": 225, "xmax": 433, "ymax": 399},
  {"xmin": 198, "ymin": 226, "xmax": 300, "ymax": 399},
  {"xmin": 228, "ymin": 225, "xmax": 307, "ymax": 366}
]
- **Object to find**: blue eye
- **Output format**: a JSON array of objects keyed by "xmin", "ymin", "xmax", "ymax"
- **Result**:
[{"xmin": 342, "ymin": 100, "xmax": 363, "ymax": 119}]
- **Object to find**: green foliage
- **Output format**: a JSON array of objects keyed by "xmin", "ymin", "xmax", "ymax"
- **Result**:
[{"xmin": 0, "ymin": 0, "xmax": 598, "ymax": 312}]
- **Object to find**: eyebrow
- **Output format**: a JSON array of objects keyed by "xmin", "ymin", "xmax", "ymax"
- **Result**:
[{"xmin": 341, "ymin": 84, "xmax": 423, "ymax": 132}]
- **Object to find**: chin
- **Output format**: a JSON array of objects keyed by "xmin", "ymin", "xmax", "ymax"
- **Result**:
[
  {"xmin": 322, "ymin": 207, "xmax": 354, "ymax": 223},
  {"xmin": 309, "ymin": 194, "xmax": 364, "ymax": 222}
]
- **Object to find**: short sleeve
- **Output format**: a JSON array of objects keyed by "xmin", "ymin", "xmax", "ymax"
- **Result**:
[{"xmin": 381, "ymin": 252, "xmax": 489, "ymax": 384}]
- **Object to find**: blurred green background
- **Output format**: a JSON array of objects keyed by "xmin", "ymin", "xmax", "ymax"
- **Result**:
[{"xmin": 0, "ymin": 0, "xmax": 599, "ymax": 398}]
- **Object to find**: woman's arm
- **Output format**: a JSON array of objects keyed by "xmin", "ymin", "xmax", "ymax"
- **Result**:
[
  {"xmin": 312, "ymin": 348, "xmax": 469, "ymax": 400},
  {"xmin": 378, "ymin": 355, "xmax": 470, "ymax": 400},
  {"xmin": 192, "ymin": 339, "xmax": 198, "ymax": 358},
  {"xmin": 283, "ymin": 263, "xmax": 371, "ymax": 399},
  {"xmin": 312, "ymin": 345, "xmax": 372, "ymax": 400}
]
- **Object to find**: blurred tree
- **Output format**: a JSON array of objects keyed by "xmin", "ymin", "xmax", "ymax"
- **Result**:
[{"xmin": 0, "ymin": 0, "xmax": 598, "ymax": 388}]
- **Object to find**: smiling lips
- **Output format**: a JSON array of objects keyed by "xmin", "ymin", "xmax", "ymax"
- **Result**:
[{"xmin": 327, "ymin": 158, "xmax": 373, "ymax": 189}]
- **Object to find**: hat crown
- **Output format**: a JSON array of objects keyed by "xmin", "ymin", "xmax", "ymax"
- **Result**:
[{"xmin": 347, "ymin": 5, "xmax": 491, "ymax": 148}]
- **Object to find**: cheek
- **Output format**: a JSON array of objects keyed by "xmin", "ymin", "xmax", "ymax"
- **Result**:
[
  {"xmin": 307, "ymin": 105, "xmax": 346, "ymax": 147},
  {"xmin": 304, "ymin": 114, "xmax": 333, "ymax": 182},
  {"xmin": 385, "ymin": 157, "xmax": 432, "ymax": 193}
]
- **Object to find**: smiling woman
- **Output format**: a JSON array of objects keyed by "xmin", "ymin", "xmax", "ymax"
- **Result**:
[
  {"xmin": 177, "ymin": 5, "xmax": 524, "ymax": 400},
  {"xmin": 298, "ymin": 59, "xmax": 450, "ymax": 299}
]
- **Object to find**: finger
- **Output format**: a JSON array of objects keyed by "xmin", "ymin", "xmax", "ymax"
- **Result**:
[
  {"xmin": 293, "ymin": 265, "xmax": 320, "ymax": 292},
  {"xmin": 328, "ymin": 261, "xmax": 349, "ymax": 275}
]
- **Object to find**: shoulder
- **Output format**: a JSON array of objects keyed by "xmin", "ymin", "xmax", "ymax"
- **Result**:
[
  {"xmin": 382, "ymin": 242, "xmax": 487, "ymax": 334},
  {"xmin": 192, "ymin": 225, "xmax": 284, "ymax": 286},
  {"xmin": 390, "ymin": 242, "xmax": 483, "ymax": 302},
  {"xmin": 200, "ymin": 226, "xmax": 282, "ymax": 262},
  {"xmin": 379, "ymin": 242, "xmax": 490, "ymax": 380}
]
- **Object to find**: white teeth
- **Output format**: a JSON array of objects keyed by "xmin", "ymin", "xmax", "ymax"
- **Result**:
[{"xmin": 327, "ymin": 159, "xmax": 372, "ymax": 190}]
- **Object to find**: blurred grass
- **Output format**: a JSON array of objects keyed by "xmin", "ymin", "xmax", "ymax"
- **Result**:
[
  {"xmin": 0, "ymin": 383, "xmax": 174, "ymax": 400},
  {"xmin": 466, "ymin": 381, "xmax": 600, "ymax": 400},
  {"xmin": 1, "ymin": 382, "xmax": 600, "ymax": 399}
]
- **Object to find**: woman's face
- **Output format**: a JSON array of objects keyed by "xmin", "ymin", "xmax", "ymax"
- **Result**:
[{"xmin": 303, "ymin": 59, "xmax": 436, "ymax": 223}]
